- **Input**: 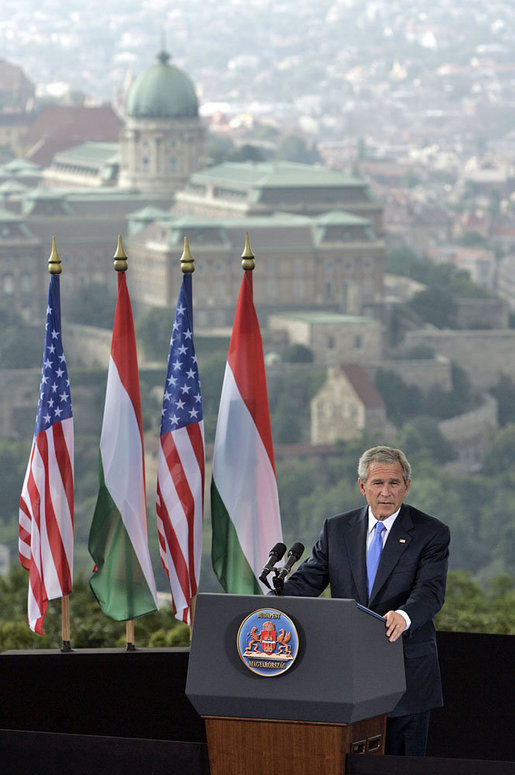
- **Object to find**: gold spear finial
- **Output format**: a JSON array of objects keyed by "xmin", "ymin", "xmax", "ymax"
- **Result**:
[
  {"xmin": 48, "ymin": 236, "xmax": 62, "ymax": 275},
  {"xmin": 113, "ymin": 234, "xmax": 128, "ymax": 272},
  {"xmin": 180, "ymin": 236, "xmax": 195, "ymax": 274},
  {"xmin": 241, "ymin": 232, "xmax": 255, "ymax": 271}
]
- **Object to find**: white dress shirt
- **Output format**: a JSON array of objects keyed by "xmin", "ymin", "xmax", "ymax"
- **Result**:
[{"xmin": 367, "ymin": 507, "xmax": 411, "ymax": 631}]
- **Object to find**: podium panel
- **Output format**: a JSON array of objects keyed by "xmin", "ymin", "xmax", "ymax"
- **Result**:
[
  {"xmin": 204, "ymin": 715, "xmax": 386, "ymax": 775},
  {"xmin": 186, "ymin": 593, "xmax": 405, "ymax": 725}
]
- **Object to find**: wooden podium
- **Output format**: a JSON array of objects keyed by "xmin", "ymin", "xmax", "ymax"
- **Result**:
[{"xmin": 186, "ymin": 594, "xmax": 405, "ymax": 775}]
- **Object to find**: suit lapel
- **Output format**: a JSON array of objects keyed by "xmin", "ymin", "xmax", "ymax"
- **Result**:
[
  {"xmin": 369, "ymin": 504, "xmax": 414, "ymax": 605},
  {"xmin": 342, "ymin": 506, "xmax": 368, "ymax": 604}
]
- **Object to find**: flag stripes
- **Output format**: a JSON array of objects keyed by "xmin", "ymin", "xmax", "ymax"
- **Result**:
[
  {"xmin": 19, "ymin": 273, "xmax": 74, "ymax": 634},
  {"xmin": 157, "ymin": 271, "xmax": 204, "ymax": 625},
  {"xmin": 89, "ymin": 271, "xmax": 158, "ymax": 622},
  {"xmin": 211, "ymin": 268, "xmax": 282, "ymax": 594}
]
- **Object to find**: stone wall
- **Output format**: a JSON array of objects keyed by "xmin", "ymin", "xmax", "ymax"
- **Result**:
[
  {"xmin": 365, "ymin": 355, "xmax": 452, "ymax": 393},
  {"xmin": 438, "ymin": 393, "xmax": 498, "ymax": 472},
  {"xmin": 66, "ymin": 324, "xmax": 112, "ymax": 367},
  {"xmin": 455, "ymin": 298, "xmax": 509, "ymax": 330},
  {"xmin": 0, "ymin": 369, "xmax": 39, "ymax": 439},
  {"xmin": 403, "ymin": 329, "xmax": 515, "ymax": 389},
  {"xmin": 268, "ymin": 314, "xmax": 382, "ymax": 366}
]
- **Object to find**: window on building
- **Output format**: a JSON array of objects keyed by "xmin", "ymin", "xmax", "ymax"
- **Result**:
[
  {"xmin": 20, "ymin": 274, "xmax": 31, "ymax": 293},
  {"xmin": 197, "ymin": 309, "xmax": 208, "ymax": 328},
  {"xmin": 214, "ymin": 280, "xmax": 226, "ymax": 300},
  {"xmin": 293, "ymin": 279, "xmax": 305, "ymax": 299},
  {"xmin": 2, "ymin": 273, "xmax": 14, "ymax": 295},
  {"xmin": 214, "ymin": 309, "xmax": 226, "ymax": 326}
]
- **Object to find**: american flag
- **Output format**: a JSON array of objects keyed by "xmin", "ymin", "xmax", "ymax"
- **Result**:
[
  {"xmin": 156, "ymin": 272, "xmax": 204, "ymax": 624},
  {"xmin": 19, "ymin": 274, "xmax": 74, "ymax": 634}
]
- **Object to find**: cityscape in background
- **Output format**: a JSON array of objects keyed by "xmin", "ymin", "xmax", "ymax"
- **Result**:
[{"xmin": 0, "ymin": 0, "xmax": 514, "ymax": 600}]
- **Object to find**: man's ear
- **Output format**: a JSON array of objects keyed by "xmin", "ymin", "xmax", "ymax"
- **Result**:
[{"xmin": 358, "ymin": 478, "xmax": 366, "ymax": 496}]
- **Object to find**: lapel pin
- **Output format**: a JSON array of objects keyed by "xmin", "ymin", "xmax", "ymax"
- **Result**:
[{"xmin": 399, "ymin": 539, "xmax": 406, "ymax": 543}]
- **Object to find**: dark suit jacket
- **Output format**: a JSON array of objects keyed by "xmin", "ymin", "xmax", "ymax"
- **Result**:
[{"xmin": 281, "ymin": 503, "xmax": 451, "ymax": 717}]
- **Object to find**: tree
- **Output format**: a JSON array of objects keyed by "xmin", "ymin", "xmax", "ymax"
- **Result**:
[
  {"xmin": 398, "ymin": 418, "xmax": 456, "ymax": 464},
  {"xmin": 481, "ymin": 424, "xmax": 515, "ymax": 475},
  {"xmin": 407, "ymin": 287, "xmax": 457, "ymax": 328},
  {"xmin": 276, "ymin": 458, "xmax": 321, "ymax": 546},
  {"xmin": 206, "ymin": 134, "xmax": 236, "ymax": 166},
  {"xmin": 281, "ymin": 343, "xmax": 314, "ymax": 363},
  {"xmin": 269, "ymin": 365, "xmax": 325, "ymax": 444},
  {"xmin": 229, "ymin": 143, "xmax": 266, "ymax": 162},
  {"xmin": 275, "ymin": 134, "xmax": 320, "ymax": 164},
  {"xmin": 135, "ymin": 306, "xmax": 172, "ymax": 361},
  {"xmin": 459, "ymin": 231, "xmax": 489, "ymax": 247},
  {"xmin": 62, "ymin": 282, "xmax": 115, "ymax": 329},
  {"xmin": 489, "ymin": 374, "xmax": 515, "ymax": 426},
  {"xmin": 436, "ymin": 571, "xmax": 515, "ymax": 634},
  {"xmin": 386, "ymin": 250, "xmax": 491, "ymax": 300},
  {"xmin": 0, "ymin": 326, "xmax": 42, "ymax": 368},
  {"xmin": 0, "ymin": 439, "xmax": 33, "ymax": 524},
  {"xmin": 373, "ymin": 369, "xmax": 422, "ymax": 424},
  {"xmin": 0, "ymin": 567, "xmax": 189, "ymax": 650}
]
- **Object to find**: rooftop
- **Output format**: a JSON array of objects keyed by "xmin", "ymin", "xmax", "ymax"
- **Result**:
[{"xmin": 186, "ymin": 161, "xmax": 368, "ymax": 190}]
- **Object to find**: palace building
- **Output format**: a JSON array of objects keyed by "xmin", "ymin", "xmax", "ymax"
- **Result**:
[{"xmin": 0, "ymin": 54, "xmax": 385, "ymax": 331}]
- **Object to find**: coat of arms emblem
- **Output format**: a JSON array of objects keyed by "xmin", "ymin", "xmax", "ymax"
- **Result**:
[{"xmin": 236, "ymin": 608, "xmax": 299, "ymax": 676}]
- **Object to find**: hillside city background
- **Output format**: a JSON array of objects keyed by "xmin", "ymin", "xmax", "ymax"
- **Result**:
[{"xmin": 0, "ymin": 0, "xmax": 514, "ymax": 645}]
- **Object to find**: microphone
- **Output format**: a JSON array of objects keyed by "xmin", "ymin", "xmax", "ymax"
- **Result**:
[
  {"xmin": 276, "ymin": 542, "xmax": 305, "ymax": 580},
  {"xmin": 259, "ymin": 542, "xmax": 287, "ymax": 585}
]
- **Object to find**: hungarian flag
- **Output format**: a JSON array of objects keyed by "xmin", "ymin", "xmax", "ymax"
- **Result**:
[
  {"xmin": 89, "ymin": 271, "xmax": 158, "ymax": 621},
  {"xmin": 19, "ymin": 274, "xmax": 74, "ymax": 634},
  {"xmin": 211, "ymin": 268, "xmax": 283, "ymax": 593}
]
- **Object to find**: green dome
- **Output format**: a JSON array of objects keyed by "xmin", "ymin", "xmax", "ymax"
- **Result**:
[{"xmin": 127, "ymin": 51, "xmax": 199, "ymax": 119}]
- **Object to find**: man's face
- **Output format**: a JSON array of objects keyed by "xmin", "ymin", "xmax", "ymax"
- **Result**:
[{"xmin": 358, "ymin": 460, "xmax": 410, "ymax": 520}]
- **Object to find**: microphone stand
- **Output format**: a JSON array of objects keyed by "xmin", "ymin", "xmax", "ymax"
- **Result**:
[{"xmin": 271, "ymin": 573, "xmax": 285, "ymax": 596}]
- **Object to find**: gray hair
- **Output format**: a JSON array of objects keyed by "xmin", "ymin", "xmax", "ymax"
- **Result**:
[{"xmin": 358, "ymin": 446, "xmax": 412, "ymax": 485}]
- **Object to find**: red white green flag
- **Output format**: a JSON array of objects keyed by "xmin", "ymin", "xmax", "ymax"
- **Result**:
[
  {"xmin": 88, "ymin": 271, "xmax": 158, "ymax": 620},
  {"xmin": 211, "ymin": 268, "xmax": 283, "ymax": 593}
]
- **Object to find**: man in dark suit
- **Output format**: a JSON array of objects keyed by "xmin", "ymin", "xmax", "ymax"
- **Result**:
[{"xmin": 279, "ymin": 445, "xmax": 450, "ymax": 756}]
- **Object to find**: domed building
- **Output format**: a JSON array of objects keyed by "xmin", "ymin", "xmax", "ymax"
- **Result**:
[{"xmin": 118, "ymin": 49, "xmax": 205, "ymax": 192}]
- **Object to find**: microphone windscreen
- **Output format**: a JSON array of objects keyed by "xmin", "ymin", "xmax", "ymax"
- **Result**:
[{"xmin": 271, "ymin": 542, "xmax": 287, "ymax": 559}]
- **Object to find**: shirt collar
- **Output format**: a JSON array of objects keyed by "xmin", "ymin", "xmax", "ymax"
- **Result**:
[{"xmin": 367, "ymin": 506, "xmax": 401, "ymax": 535}]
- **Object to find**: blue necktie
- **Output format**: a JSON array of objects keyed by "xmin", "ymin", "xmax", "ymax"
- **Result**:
[{"xmin": 367, "ymin": 521, "xmax": 386, "ymax": 598}]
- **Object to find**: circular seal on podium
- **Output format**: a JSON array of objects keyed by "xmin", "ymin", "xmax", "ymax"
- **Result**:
[{"xmin": 236, "ymin": 608, "xmax": 299, "ymax": 677}]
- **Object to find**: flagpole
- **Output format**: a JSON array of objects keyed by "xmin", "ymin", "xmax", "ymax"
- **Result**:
[
  {"xmin": 112, "ymin": 234, "xmax": 139, "ymax": 652},
  {"xmin": 61, "ymin": 596, "xmax": 72, "ymax": 652},
  {"xmin": 48, "ymin": 236, "xmax": 74, "ymax": 653},
  {"xmin": 181, "ymin": 235, "xmax": 197, "ymax": 638}
]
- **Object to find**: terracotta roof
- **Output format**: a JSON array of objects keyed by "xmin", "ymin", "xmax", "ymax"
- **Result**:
[
  {"xmin": 340, "ymin": 363, "xmax": 384, "ymax": 409},
  {"xmin": 0, "ymin": 59, "xmax": 35, "ymax": 95},
  {"xmin": 24, "ymin": 105, "xmax": 122, "ymax": 167}
]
